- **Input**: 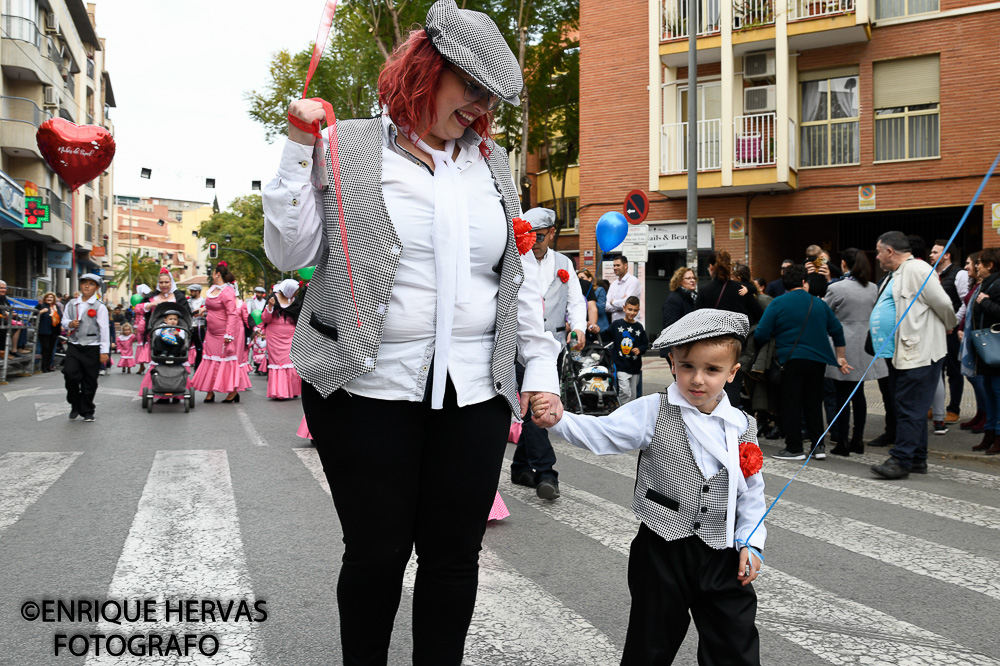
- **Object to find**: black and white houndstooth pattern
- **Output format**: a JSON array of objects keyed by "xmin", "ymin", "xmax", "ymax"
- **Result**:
[
  {"xmin": 289, "ymin": 116, "xmax": 525, "ymax": 416},
  {"xmin": 651, "ymin": 308, "xmax": 750, "ymax": 350},
  {"xmin": 633, "ymin": 396, "xmax": 757, "ymax": 550},
  {"xmin": 425, "ymin": 0, "xmax": 523, "ymax": 106}
]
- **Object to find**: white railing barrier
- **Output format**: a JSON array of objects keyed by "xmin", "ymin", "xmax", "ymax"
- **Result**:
[
  {"xmin": 734, "ymin": 113, "xmax": 777, "ymax": 168},
  {"xmin": 660, "ymin": 119, "xmax": 722, "ymax": 174}
]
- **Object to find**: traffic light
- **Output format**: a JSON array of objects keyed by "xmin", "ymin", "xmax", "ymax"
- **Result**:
[{"xmin": 209, "ymin": 243, "xmax": 218, "ymax": 259}]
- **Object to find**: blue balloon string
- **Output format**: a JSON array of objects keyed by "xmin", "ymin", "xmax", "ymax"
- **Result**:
[{"xmin": 744, "ymin": 148, "xmax": 1000, "ymax": 547}]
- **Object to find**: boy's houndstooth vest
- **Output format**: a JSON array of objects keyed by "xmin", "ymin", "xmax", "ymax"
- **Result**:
[
  {"xmin": 289, "ymin": 117, "xmax": 525, "ymax": 416},
  {"xmin": 633, "ymin": 396, "xmax": 756, "ymax": 550}
]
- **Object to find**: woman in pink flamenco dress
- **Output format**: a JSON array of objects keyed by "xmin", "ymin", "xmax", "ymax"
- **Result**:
[
  {"xmin": 116, "ymin": 323, "xmax": 136, "ymax": 372},
  {"xmin": 133, "ymin": 284, "xmax": 152, "ymax": 373},
  {"xmin": 191, "ymin": 263, "xmax": 242, "ymax": 403},
  {"xmin": 260, "ymin": 279, "xmax": 302, "ymax": 400},
  {"xmin": 225, "ymin": 277, "xmax": 254, "ymax": 392}
]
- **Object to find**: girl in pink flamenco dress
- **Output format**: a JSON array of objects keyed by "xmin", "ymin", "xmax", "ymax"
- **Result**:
[
  {"xmin": 133, "ymin": 284, "xmax": 151, "ymax": 374},
  {"xmin": 116, "ymin": 323, "xmax": 136, "ymax": 372},
  {"xmin": 260, "ymin": 279, "xmax": 303, "ymax": 400},
  {"xmin": 228, "ymin": 284, "xmax": 254, "ymax": 392},
  {"xmin": 190, "ymin": 264, "xmax": 243, "ymax": 403}
]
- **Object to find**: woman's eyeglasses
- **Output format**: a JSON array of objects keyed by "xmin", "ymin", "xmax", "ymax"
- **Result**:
[{"xmin": 449, "ymin": 66, "xmax": 500, "ymax": 111}]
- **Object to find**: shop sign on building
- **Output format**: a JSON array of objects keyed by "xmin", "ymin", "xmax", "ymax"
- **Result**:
[
  {"xmin": 859, "ymin": 185, "xmax": 876, "ymax": 210},
  {"xmin": 0, "ymin": 170, "xmax": 25, "ymax": 228},
  {"xmin": 48, "ymin": 250, "xmax": 72, "ymax": 270},
  {"xmin": 992, "ymin": 203, "xmax": 1000, "ymax": 229},
  {"xmin": 646, "ymin": 220, "xmax": 714, "ymax": 252}
]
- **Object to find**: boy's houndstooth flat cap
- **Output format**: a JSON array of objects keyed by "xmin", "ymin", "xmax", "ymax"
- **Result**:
[
  {"xmin": 425, "ymin": 0, "xmax": 523, "ymax": 107},
  {"xmin": 651, "ymin": 309, "xmax": 750, "ymax": 350}
]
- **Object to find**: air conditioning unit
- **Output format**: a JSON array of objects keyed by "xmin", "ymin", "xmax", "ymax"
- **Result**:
[
  {"xmin": 43, "ymin": 85, "xmax": 58, "ymax": 108},
  {"xmin": 744, "ymin": 52, "xmax": 776, "ymax": 80},
  {"xmin": 44, "ymin": 12, "xmax": 58, "ymax": 34},
  {"xmin": 743, "ymin": 85, "xmax": 777, "ymax": 113}
]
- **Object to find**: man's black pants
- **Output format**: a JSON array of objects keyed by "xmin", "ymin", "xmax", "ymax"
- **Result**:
[
  {"xmin": 511, "ymin": 362, "xmax": 558, "ymax": 481},
  {"xmin": 944, "ymin": 330, "xmax": 963, "ymax": 413},
  {"xmin": 63, "ymin": 344, "xmax": 100, "ymax": 417},
  {"xmin": 303, "ymin": 379, "xmax": 510, "ymax": 666}
]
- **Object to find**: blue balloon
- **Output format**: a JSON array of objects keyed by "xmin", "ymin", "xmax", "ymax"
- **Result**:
[{"xmin": 595, "ymin": 211, "xmax": 629, "ymax": 253}]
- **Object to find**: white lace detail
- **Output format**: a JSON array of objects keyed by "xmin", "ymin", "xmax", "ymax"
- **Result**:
[
  {"xmin": 203, "ymin": 355, "xmax": 239, "ymax": 362},
  {"xmin": 267, "ymin": 363, "xmax": 297, "ymax": 369}
]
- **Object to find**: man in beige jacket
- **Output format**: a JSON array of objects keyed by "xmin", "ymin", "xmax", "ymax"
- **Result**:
[{"xmin": 870, "ymin": 231, "xmax": 958, "ymax": 479}]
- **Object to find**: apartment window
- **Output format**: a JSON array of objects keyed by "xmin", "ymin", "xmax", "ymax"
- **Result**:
[
  {"xmin": 875, "ymin": 0, "xmax": 937, "ymax": 19},
  {"xmin": 540, "ymin": 197, "xmax": 579, "ymax": 231},
  {"xmin": 874, "ymin": 55, "xmax": 939, "ymax": 162},
  {"xmin": 799, "ymin": 72, "xmax": 859, "ymax": 167}
]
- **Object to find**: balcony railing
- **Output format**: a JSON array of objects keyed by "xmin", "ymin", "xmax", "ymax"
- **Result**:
[
  {"xmin": 788, "ymin": 0, "xmax": 855, "ymax": 19},
  {"xmin": 660, "ymin": 119, "xmax": 723, "ymax": 173},
  {"xmin": 41, "ymin": 187, "xmax": 72, "ymax": 225},
  {"xmin": 661, "ymin": 0, "xmax": 721, "ymax": 40},
  {"xmin": 735, "ymin": 113, "xmax": 777, "ymax": 168},
  {"xmin": 1, "ymin": 95, "xmax": 51, "ymax": 126},
  {"xmin": 734, "ymin": 0, "xmax": 775, "ymax": 29},
  {"xmin": 1, "ymin": 14, "xmax": 42, "ymax": 49}
]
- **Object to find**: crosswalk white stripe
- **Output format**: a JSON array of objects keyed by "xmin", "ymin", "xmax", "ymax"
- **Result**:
[
  {"xmin": 823, "ymin": 449, "xmax": 1000, "ymax": 492},
  {"xmin": 293, "ymin": 448, "xmax": 622, "ymax": 665},
  {"xmin": 0, "ymin": 452, "xmax": 81, "ymax": 536},
  {"xmin": 235, "ymin": 404, "xmax": 267, "ymax": 446},
  {"xmin": 498, "ymin": 474, "xmax": 1000, "ymax": 666},
  {"xmin": 554, "ymin": 441, "xmax": 1000, "ymax": 599},
  {"xmin": 87, "ymin": 450, "xmax": 259, "ymax": 665}
]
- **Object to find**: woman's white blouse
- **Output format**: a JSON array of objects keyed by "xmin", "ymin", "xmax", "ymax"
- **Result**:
[{"xmin": 263, "ymin": 113, "xmax": 560, "ymax": 405}]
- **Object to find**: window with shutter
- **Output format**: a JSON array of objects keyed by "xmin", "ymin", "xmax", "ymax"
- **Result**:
[
  {"xmin": 873, "ymin": 55, "xmax": 940, "ymax": 162},
  {"xmin": 799, "ymin": 70, "xmax": 860, "ymax": 168}
]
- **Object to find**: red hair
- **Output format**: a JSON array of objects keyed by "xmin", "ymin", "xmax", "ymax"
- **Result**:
[{"xmin": 378, "ymin": 29, "xmax": 493, "ymax": 158}]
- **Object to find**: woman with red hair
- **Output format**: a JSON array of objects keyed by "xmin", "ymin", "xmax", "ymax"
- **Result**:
[{"xmin": 263, "ymin": 1, "xmax": 563, "ymax": 662}]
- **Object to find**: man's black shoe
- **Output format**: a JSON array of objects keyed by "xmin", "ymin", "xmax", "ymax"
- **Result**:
[
  {"xmin": 868, "ymin": 433, "xmax": 892, "ymax": 448},
  {"xmin": 911, "ymin": 461, "xmax": 928, "ymax": 474},
  {"xmin": 772, "ymin": 448, "xmax": 806, "ymax": 461},
  {"xmin": 511, "ymin": 470, "xmax": 537, "ymax": 488},
  {"xmin": 536, "ymin": 475, "xmax": 560, "ymax": 500},
  {"xmin": 68, "ymin": 410, "xmax": 79, "ymax": 420},
  {"xmin": 764, "ymin": 426, "xmax": 783, "ymax": 440},
  {"xmin": 871, "ymin": 457, "xmax": 909, "ymax": 479}
]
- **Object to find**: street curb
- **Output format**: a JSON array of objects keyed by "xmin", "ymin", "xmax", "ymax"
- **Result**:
[{"xmin": 927, "ymin": 448, "xmax": 1000, "ymax": 467}]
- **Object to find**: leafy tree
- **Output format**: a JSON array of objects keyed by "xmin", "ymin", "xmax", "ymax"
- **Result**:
[
  {"xmin": 197, "ymin": 195, "xmax": 283, "ymax": 293},
  {"xmin": 111, "ymin": 251, "xmax": 160, "ymax": 294}
]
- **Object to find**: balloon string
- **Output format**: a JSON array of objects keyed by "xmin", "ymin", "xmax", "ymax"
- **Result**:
[
  {"xmin": 291, "ymin": 0, "xmax": 361, "ymax": 328},
  {"xmin": 744, "ymin": 147, "xmax": 1000, "ymax": 548}
]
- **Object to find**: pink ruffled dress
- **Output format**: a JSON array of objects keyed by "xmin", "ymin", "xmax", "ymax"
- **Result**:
[
  {"xmin": 116, "ymin": 334, "xmax": 136, "ymax": 368},
  {"xmin": 134, "ymin": 310, "xmax": 151, "ymax": 365},
  {"xmin": 191, "ymin": 285, "xmax": 244, "ymax": 394},
  {"xmin": 488, "ymin": 493, "xmax": 510, "ymax": 521},
  {"xmin": 233, "ymin": 300, "xmax": 253, "ymax": 390},
  {"xmin": 260, "ymin": 305, "xmax": 301, "ymax": 399},
  {"xmin": 296, "ymin": 415, "xmax": 311, "ymax": 440}
]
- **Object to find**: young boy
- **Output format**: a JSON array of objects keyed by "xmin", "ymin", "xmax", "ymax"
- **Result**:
[
  {"xmin": 152, "ymin": 311, "xmax": 187, "ymax": 358},
  {"xmin": 63, "ymin": 273, "xmax": 110, "ymax": 422},
  {"xmin": 532, "ymin": 309, "xmax": 767, "ymax": 665},
  {"xmin": 610, "ymin": 295, "xmax": 648, "ymax": 404}
]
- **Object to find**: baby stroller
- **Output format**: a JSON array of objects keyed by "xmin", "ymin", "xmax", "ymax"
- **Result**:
[
  {"xmin": 559, "ymin": 340, "xmax": 620, "ymax": 416},
  {"xmin": 141, "ymin": 301, "xmax": 195, "ymax": 413}
]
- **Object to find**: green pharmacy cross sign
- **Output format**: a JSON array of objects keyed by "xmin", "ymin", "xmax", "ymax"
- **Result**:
[{"xmin": 24, "ymin": 197, "xmax": 49, "ymax": 229}]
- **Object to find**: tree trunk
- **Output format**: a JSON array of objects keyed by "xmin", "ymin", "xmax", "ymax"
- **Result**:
[{"xmin": 517, "ymin": 0, "xmax": 531, "ymax": 210}]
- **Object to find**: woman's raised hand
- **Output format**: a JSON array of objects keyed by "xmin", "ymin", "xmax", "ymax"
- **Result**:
[{"xmin": 288, "ymin": 99, "xmax": 327, "ymax": 146}]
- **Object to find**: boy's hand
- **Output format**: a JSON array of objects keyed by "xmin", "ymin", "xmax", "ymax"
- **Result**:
[
  {"xmin": 737, "ymin": 547, "xmax": 762, "ymax": 586},
  {"xmin": 630, "ymin": 348, "xmax": 640, "ymax": 356}
]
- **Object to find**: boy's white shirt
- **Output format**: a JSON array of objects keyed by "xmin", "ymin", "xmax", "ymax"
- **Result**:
[{"xmin": 550, "ymin": 383, "xmax": 767, "ymax": 550}]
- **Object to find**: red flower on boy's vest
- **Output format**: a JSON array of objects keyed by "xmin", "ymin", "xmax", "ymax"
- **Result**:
[
  {"xmin": 557, "ymin": 269, "xmax": 570, "ymax": 283},
  {"xmin": 512, "ymin": 217, "xmax": 534, "ymax": 255},
  {"xmin": 739, "ymin": 441, "xmax": 763, "ymax": 477},
  {"xmin": 87, "ymin": 309, "xmax": 97, "ymax": 318}
]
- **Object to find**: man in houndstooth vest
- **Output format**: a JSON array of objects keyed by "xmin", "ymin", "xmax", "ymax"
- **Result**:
[
  {"xmin": 538, "ymin": 309, "xmax": 767, "ymax": 665},
  {"xmin": 510, "ymin": 207, "xmax": 588, "ymax": 500}
]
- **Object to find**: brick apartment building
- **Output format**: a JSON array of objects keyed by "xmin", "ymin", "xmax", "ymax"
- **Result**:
[{"xmin": 579, "ymin": 0, "xmax": 1000, "ymax": 335}]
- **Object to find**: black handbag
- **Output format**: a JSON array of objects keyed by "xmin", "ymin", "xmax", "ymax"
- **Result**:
[
  {"xmin": 767, "ymin": 298, "xmax": 812, "ymax": 384},
  {"xmin": 971, "ymin": 310, "xmax": 1000, "ymax": 368}
]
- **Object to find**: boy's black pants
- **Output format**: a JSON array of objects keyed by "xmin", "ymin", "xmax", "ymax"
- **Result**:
[
  {"xmin": 621, "ymin": 525, "xmax": 760, "ymax": 666},
  {"xmin": 63, "ymin": 344, "xmax": 100, "ymax": 417}
]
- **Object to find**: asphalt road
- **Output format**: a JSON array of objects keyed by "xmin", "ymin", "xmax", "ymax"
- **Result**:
[{"xmin": 1, "ymin": 367, "xmax": 999, "ymax": 665}]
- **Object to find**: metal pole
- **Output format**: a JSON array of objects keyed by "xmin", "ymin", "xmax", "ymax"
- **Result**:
[
  {"xmin": 219, "ymin": 247, "xmax": 269, "ymax": 289},
  {"xmin": 686, "ymin": 0, "xmax": 698, "ymax": 271},
  {"xmin": 128, "ymin": 201, "xmax": 133, "ymax": 293}
]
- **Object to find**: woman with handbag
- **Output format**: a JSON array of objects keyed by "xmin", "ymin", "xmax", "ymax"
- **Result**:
[
  {"xmin": 959, "ymin": 252, "xmax": 987, "ymax": 434},
  {"xmin": 36, "ymin": 291, "xmax": 61, "ymax": 372},
  {"xmin": 262, "ymin": 2, "xmax": 561, "ymax": 662},
  {"xmin": 968, "ymin": 248, "xmax": 1000, "ymax": 454},
  {"xmin": 754, "ymin": 264, "xmax": 852, "ymax": 460},
  {"xmin": 823, "ymin": 249, "xmax": 888, "ymax": 456}
]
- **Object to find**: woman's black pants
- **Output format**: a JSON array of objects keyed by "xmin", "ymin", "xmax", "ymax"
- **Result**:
[
  {"xmin": 38, "ymin": 333, "xmax": 58, "ymax": 370},
  {"xmin": 303, "ymin": 380, "xmax": 510, "ymax": 666},
  {"xmin": 832, "ymin": 380, "xmax": 867, "ymax": 443},
  {"xmin": 780, "ymin": 358, "xmax": 826, "ymax": 453}
]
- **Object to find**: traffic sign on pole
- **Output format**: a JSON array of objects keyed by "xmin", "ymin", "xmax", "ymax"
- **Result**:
[{"xmin": 623, "ymin": 189, "xmax": 649, "ymax": 225}]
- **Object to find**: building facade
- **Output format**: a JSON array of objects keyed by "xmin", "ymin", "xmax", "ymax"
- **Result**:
[
  {"xmin": 580, "ymin": 0, "xmax": 1000, "ymax": 336},
  {"xmin": 0, "ymin": 0, "xmax": 115, "ymax": 299}
]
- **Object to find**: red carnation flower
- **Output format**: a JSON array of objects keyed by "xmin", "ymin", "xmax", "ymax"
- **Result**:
[
  {"xmin": 512, "ymin": 217, "xmax": 534, "ymax": 255},
  {"xmin": 87, "ymin": 309, "xmax": 97, "ymax": 318},
  {"xmin": 739, "ymin": 441, "xmax": 763, "ymax": 477},
  {"xmin": 557, "ymin": 269, "xmax": 570, "ymax": 283}
]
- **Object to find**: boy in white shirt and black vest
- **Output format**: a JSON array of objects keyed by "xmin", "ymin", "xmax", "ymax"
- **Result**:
[
  {"xmin": 63, "ymin": 273, "xmax": 110, "ymax": 422},
  {"xmin": 532, "ymin": 309, "xmax": 767, "ymax": 665}
]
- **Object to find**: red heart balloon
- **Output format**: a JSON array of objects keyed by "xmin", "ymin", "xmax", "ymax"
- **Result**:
[{"xmin": 36, "ymin": 118, "xmax": 116, "ymax": 191}]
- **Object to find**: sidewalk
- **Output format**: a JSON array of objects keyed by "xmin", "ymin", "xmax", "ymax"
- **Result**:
[{"xmin": 640, "ymin": 356, "xmax": 999, "ymax": 467}]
